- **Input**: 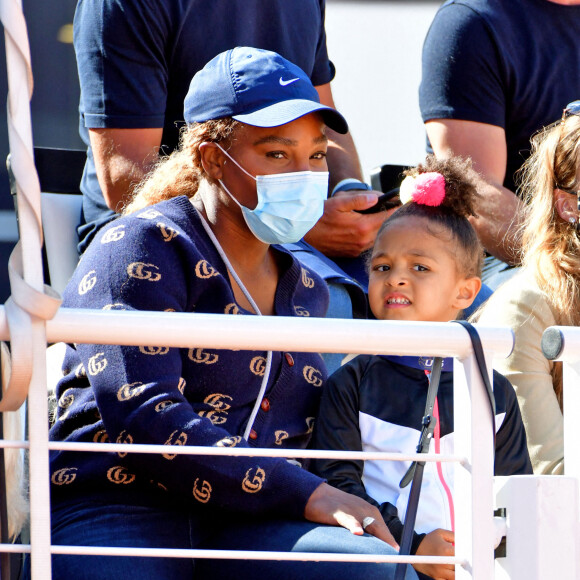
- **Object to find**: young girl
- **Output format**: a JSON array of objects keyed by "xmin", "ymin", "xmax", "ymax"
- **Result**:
[{"xmin": 310, "ymin": 156, "xmax": 532, "ymax": 580}]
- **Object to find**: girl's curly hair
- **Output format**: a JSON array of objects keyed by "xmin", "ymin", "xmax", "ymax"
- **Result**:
[{"xmin": 377, "ymin": 155, "xmax": 484, "ymax": 278}]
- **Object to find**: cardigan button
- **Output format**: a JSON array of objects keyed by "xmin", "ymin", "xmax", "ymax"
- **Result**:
[
  {"xmin": 249, "ymin": 429, "xmax": 258, "ymax": 440},
  {"xmin": 284, "ymin": 353, "xmax": 295, "ymax": 366},
  {"xmin": 260, "ymin": 398, "xmax": 270, "ymax": 412}
]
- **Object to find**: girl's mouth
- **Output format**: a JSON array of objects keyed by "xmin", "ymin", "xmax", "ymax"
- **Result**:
[{"xmin": 385, "ymin": 296, "xmax": 411, "ymax": 306}]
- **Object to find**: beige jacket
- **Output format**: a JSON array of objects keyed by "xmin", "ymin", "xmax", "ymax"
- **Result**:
[{"xmin": 477, "ymin": 269, "xmax": 563, "ymax": 475}]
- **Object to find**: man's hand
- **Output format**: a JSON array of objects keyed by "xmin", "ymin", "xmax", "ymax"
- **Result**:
[
  {"xmin": 304, "ymin": 191, "xmax": 395, "ymax": 257},
  {"xmin": 304, "ymin": 482, "xmax": 399, "ymax": 549},
  {"xmin": 414, "ymin": 528, "xmax": 455, "ymax": 580},
  {"xmin": 313, "ymin": 82, "xmax": 396, "ymax": 258}
]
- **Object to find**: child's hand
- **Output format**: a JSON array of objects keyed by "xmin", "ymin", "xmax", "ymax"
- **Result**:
[{"xmin": 414, "ymin": 528, "xmax": 455, "ymax": 580}]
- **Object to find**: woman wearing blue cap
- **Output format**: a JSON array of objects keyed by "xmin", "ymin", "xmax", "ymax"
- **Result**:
[{"xmin": 41, "ymin": 48, "xmax": 418, "ymax": 580}]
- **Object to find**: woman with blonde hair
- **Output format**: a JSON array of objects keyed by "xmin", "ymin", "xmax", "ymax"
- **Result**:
[{"xmin": 477, "ymin": 101, "xmax": 580, "ymax": 475}]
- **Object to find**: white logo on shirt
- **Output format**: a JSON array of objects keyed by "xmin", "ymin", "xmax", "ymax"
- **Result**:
[{"xmin": 279, "ymin": 77, "xmax": 299, "ymax": 87}]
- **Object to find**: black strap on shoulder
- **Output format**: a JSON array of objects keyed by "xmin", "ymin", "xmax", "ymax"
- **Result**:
[
  {"xmin": 395, "ymin": 322, "xmax": 498, "ymax": 580},
  {"xmin": 452, "ymin": 320, "xmax": 496, "ymax": 445},
  {"xmin": 399, "ymin": 357, "xmax": 442, "ymax": 488},
  {"xmin": 395, "ymin": 357, "xmax": 443, "ymax": 580}
]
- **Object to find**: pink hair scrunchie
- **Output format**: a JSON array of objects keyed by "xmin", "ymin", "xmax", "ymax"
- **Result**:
[{"xmin": 399, "ymin": 172, "xmax": 446, "ymax": 206}]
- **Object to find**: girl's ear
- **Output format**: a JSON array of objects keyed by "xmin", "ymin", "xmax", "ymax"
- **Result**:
[
  {"xmin": 453, "ymin": 276, "xmax": 482, "ymax": 311},
  {"xmin": 199, "ymin": 142, "xmax": 226, "ymax": 180},
  {"xmin": 554, "ymin": 189, "xmax": 579, "ymax": 223}
]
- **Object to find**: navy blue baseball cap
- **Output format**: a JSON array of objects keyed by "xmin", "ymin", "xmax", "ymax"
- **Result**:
[{"xmin": 183, "ymin": 47, "xmax": 348, "ymax": 134}]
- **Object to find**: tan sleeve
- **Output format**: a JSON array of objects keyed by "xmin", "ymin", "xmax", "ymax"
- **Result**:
[{"xmin": 478, "ymin": 280, "xmax": 563, "ymax": 475}]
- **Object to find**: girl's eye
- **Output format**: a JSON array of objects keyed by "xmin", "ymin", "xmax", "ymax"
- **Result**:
[
  {"xmin": 373, "ymin": 264, "xmax": 390, "ymax": 272},
  {"xmin": 311, "ymin": 151, "xmax": 327, "ymax": 160},
  {"xmin": 413, "ymin": 264, "xmax": 429, "ymax": 272},
  {"xmin": 266, "ymin": 151, "xmax": 286, "ymax": 159}
]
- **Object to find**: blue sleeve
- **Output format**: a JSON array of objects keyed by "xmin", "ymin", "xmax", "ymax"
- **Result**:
[
  {"xmin": 310, "ymin": 0, "xmax": 335, "ymax": 86},
  {"xmin": 74, "ymin": 0, "xmax": 172, "ymax": 129},
  {"xmin": 74, "ymin": 0, "xmax": 335, "ymax": 127},
  {"xmin": 419, "ymin": 2, "xmax": 506, "ymax": 128}
]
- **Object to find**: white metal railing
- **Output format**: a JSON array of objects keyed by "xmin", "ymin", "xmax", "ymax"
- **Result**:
[
  {"xmin": 0, "ymin": 310, "xmax": 507, "ymax": 578},
  {"xmin": 1, "ymin": 3, "xmax": 61, "ymax": 580},
  {"xmin": 0, "ymin": 2, "xmax": 576, "ymax": 579},
  {"xmin": 542, "ymin": 326, "xmax": 580, "ymax": 485}
]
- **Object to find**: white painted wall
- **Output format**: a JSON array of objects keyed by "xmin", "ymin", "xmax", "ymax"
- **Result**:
[{"xmin": 325, "ymin": 1, "xmax": 440, "ymax": 179}]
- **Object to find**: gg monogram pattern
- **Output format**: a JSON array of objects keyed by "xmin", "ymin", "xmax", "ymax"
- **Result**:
[
  {"xmin": 101, "ymin": 225, "xmax": 125, "ymax": 244},
  {"xmin": 241, "ymin": 467, "xmax": 266, "ymax": 493},
  {"xmin": 50, "ymin": 197, "xmax": 328, "ymax": 514},
  {"xmin": 57, "ymin": 389, "xmax": 75, "ymax": 422},
  {"xmin": 117, "ymin": 382, "xmax": 146, "ymax": 402},
  {"xmin": 115, "ymin": 430, "xmax": 133, "ymax": 458},
  {"xmin": 198, "ymin": 393, "xmax": 232, "ymax": 425},
  {"xmin": 162, "ymin": 430, "xmax": 188, "ymax": 460}
]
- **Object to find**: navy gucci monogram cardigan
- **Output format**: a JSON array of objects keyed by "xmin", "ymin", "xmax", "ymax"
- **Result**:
[{"xmin": 50, "ymin": 196, "xmax": 329, "ymax": 518}]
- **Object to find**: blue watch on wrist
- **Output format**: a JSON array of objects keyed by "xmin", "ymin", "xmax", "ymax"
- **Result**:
[{"xmin": 331, "ymin": 178, "xmax": 373, "ymax": 197}]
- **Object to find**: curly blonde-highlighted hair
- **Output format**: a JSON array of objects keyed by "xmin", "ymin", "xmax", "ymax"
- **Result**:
[
  {"xmin": 518, "ymin": 115, "xmax": 580, "ymax": 327},
  {"xmin": 517, "ymin": 114, "xmax": 580, "ymax": 405},
  {"xmin": 124, "ymin": 118, "xmax": 240, "ymax": 214}
]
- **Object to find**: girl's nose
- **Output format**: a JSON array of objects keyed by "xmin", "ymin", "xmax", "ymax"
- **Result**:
[{"xmin": 385, "ymin": 268, "xmax": 407, "ymax": 286}]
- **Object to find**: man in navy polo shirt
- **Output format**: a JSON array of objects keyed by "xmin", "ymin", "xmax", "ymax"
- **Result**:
[
  {"xmin": 419, "ymin": 0, "xmax": 580, "ymax": 288},
  {"xmin": 73, "ymin": 0, "xmax": 387, "ymax": 259}
]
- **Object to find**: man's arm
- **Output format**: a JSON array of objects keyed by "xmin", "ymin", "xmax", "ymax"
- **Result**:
[
  {"xmin": 426, "ymin": 119, "xmax": 523, "ymax": 265},
  {"xmin": 304, "ymin": 83, "xmax": 391, "ymax": 258},
  {"xmin": 89, "ymin": 127, "xmax": 163, "ymax": 212},
  {"xmin": 315, "ymin": 83, "xmax": 365, "ymax": 189}
]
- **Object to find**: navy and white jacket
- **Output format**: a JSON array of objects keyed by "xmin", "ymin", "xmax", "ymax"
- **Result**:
[
  {"xmin": 310, "ymin": 354, "xmax": 532, "ymax": 553},
  {"xmin": 50, "ymin": 196, "xmax": 329, "ymax": 518}
]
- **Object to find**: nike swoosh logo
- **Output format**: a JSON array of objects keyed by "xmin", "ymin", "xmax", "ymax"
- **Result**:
[{"xmin": 279, "ymin": 77, "xmax": 299, "ymax": 87}]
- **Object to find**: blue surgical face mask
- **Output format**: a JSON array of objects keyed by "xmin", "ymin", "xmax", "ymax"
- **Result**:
[{"xmin": 215, "ymin": 143, "xmax": 328, "ymax": 245}]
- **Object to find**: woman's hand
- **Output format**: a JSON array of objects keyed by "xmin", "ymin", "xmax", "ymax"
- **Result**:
[
  {"xmin": 304, "ymin": 482, "xmax": 399, "ymax": 549},
  {"xmin": 414, "ymin": 528, "xmax": 455, "ymax": 580}
]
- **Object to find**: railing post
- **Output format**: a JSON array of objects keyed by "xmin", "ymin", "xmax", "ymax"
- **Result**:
[
  {"xmin": 563, "ymin": 360, "xmax": 580, "ymax": 483},
  {"xmin": 453, "ymin": 352, "xmax": 495, "ymax": 579},
  {"xmin": 494, "ymin": 475, "xmax": 579, "ymax": 579},
  {"xmin": 541, "ymin": 326, "xmax": 580, "ymax": 517},
  {"xmin": 0, "ymin": 0, "xmax": 53, "ymax": 577}
]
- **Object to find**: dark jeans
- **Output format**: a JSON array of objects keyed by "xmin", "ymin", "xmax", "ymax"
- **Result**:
[{"xmin": 22, "ymin": 500, "xmax": 419, "ymax": 580}]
